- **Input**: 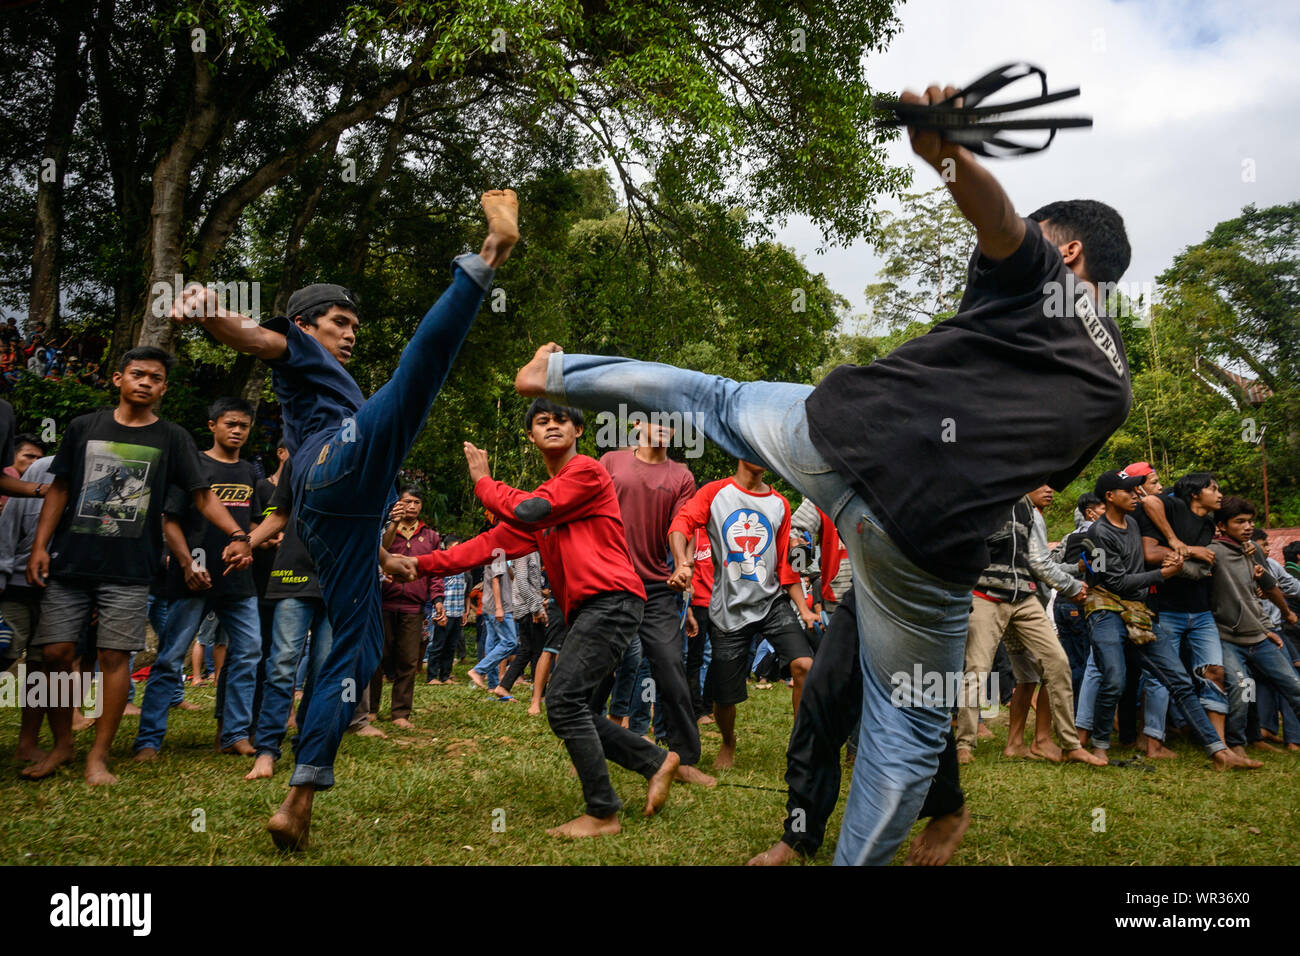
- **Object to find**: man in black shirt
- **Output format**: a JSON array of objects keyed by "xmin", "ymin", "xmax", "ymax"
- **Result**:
[
  {"xmin": 1083, "ymin": 470, "xmax": 1254, "ymax": 770},
  {"xmin": 1133, "ymin": 473, "xmax": 1226, "ymax": 758},
  {"xmin": 134, "ymin": 397, "xmax": 266, "ymax": 760},
  {"xmin": 518, "ymin": 78, "xmax": 1137, "ymax": 864},
  {"xmin": 24, "ymin": 349, "xmax": 253, "ymax": 785}
]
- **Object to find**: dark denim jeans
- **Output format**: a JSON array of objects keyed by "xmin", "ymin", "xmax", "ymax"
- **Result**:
[
  {"xmin": 544, "ymin": 591, "xmax": 665, "ymax": 818},
  {"xmin": 426, "ymin": 617, "xmax": 463, "ymax": 682},
  {"xmin": 290, "ymin": 256, "xmax": 490, "ymax": 788}
]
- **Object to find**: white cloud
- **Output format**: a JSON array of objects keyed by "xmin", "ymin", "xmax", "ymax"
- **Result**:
[{"xmin": 777, "ymin": 0, "xmax": 1300, "ymax": 321}]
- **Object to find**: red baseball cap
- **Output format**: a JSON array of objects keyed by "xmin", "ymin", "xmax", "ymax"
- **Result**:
[{"xmin": 1121, "ymin": 461, "xmax": 1155, "ymax": 478}]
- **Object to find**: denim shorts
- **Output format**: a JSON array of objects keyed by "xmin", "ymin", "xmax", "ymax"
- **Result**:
[{"xmin": 34, "ymin": 579, "xmax": 149, "ymax": 652}]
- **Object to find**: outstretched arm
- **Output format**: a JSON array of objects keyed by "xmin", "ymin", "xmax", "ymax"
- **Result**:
[
  {"xmin": 901, "ymin": 84, "xmax": 1025, "ymax": 261},
  {"xmin": 416, "ymin": 521, "xmax": 535, "ymax": 578},
  {"xmin": 171, "ymin": 284, "xmax": 287, "ymax": 360}
]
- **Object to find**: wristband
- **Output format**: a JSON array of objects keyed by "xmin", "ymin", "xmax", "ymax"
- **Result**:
[{"xmin": 228, "ymin": 532, "xmax": 251, "ymax": 543}]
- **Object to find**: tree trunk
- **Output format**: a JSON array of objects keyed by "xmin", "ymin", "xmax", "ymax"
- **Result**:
[
  {"xmin": 345, "ymin": 91, "xmax": 413, "ymax": 278},
  {"xmin": 28, "ymin": 13, "xmax": 88, "ymax": 340}
]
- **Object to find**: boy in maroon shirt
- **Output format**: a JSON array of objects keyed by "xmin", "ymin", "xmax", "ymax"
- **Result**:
[{"xmin": 402, "ymin": 398, "xmax": 679, "ymax": 838}]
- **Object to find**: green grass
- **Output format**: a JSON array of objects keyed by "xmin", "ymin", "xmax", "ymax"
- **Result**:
[{"xmin": 1, "ymin": 663, "xmax": 1297, "ymax": 865}]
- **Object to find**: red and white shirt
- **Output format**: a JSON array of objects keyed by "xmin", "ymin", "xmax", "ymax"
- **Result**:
[{"xmin": 669, "ymin": 477, "xmax": 799, "ymax": 632}]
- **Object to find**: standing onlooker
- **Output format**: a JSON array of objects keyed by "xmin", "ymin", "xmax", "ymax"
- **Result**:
[
  {"xmin": 376, "ymin": 486, "xmax": 443, "ymax": 727},
  {"xmin": 426, "ymin": 537, "xmax": 466, "ymax": 685}
]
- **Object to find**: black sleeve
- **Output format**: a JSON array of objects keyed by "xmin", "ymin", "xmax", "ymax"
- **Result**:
[
  {"xmin": 168, "ymin": 427, "xmax": 209, "ymax": 493},
  {"xmin": 962, "ymin": 218, "xmax": 1058, "ymax": 301},
  {"xmin": 1133, "ymin": 502, "xmax": 1157, "ymax": 539},
  {"xmin": 162, "ymin": 484, "xmax": 188, "ymax": 518},
  {"xmin": 1045, "ymin": 432, "xmax": 1108, "ymax": 494},
  {"xmin": 0, "ymin": 400, "xmax": 15, "ymax": 470},
  {"xmin": 269, "ymin": 461, "xmax": 293, "ymax": 513},
  {"xmin": 48, "ymin": 414, "xmax": 85, "ymax": 479}
]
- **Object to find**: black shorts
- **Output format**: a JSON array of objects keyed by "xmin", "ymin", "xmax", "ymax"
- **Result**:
[
  {"xmin": 706, "ymin": 599, "xmax": 813, "ymax": 706},
  {"xmin": 542, "ymin": 598, "xmax": 567, "ymax": 654}
]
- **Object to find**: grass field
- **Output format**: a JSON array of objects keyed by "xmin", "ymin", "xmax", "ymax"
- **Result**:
[{"xmin": 2, "ymin": 659, "xmax": 1298, "ymax": 866}]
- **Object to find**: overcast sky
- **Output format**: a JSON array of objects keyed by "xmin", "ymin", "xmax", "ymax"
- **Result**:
[{"xmin": 775, "ymin": 0, "xmax": 1300, "ymax": 322}]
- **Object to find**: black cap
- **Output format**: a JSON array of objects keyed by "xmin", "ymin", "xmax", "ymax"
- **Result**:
[
  {"xmin": 285, "ymin": 283, "xmax": 358, "ymax": 321},
  {"xmin": 1094, "ymin": 469, "xmax": 1146, "ymax": 497}
]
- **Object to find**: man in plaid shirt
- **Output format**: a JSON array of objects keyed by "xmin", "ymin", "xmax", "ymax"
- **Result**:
[{"xmin": 426, "ymin": 565, "xmax": 468, "ymax": 684}]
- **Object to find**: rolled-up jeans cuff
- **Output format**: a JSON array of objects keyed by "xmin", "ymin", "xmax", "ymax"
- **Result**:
[
  {"xmin": 1141, "ymin": 726, "xmax": 1164, "ymax": 741},
  {"xmin": 452, "ymin": 252, "xmax": 494, "ymax": 291},
  {"xmin": 545, "ymin": 351, "xmax": 566, "ymax": 400},
  {"xmin": 1205, "ymin": 740, "xmax": 1228, "ymax": 755},
  {"xmin": 289, "ymin": 763, "xmax": 335, "ymax": 789},
  {"xmin": 1092, "ymin": 739, "xmax": 1110, "ymax": 751}
]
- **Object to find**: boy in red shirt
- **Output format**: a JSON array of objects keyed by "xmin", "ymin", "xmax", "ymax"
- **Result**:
[
  {"xmin": 403, "ymin": 398, "xmax": 679, "ymax": 838},
  {"xmin": 668, "ymin": 460, "xmax": 819, "ymax": 768}
]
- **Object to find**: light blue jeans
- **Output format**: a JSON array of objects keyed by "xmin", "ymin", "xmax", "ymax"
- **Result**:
[
  {"xmin": 1142, "ymin": 610, "xmax": 1225, "ymax": 740},
  {"xmin": 255, "ymin": 597, "xmax": 334, "ymax": 761},
  {"xmin": 549, "ymin": 353, "xmax": 974, "ymax": 866},
  {"xmin": 474, "ymin": 614, "xmax": 518, "ymax": 688},
  {"xmin": 135, "ymin": 593, "xmax": 262, "ymax": 752}
]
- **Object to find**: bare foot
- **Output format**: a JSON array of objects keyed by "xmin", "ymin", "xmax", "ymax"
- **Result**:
[
  {"xmin": 220, "ymin": 738, "xmax": 256, "ymax": 756},
  {"xmin": 527, "ymin": 703, "xmax": 542, "ymax": 716},
  {"xmin": 20, "ymin": 745, "xmax": 74, "ymax": 779},
  {"xmin": 467, "ymin": 669, "xmax": 488, "ymax": 690},
  {"xmin": 426, "ymin": 678, "xmax": 444, "ymax": 685},
  {"xmin": 1214, "ymin": 748, "xmax": 1262, "ymax": 771},
  {"xmin": 645, "ymin": 751, "xmax": 680, "ymax": 816},
  {"xmin": 353, "ymin": 724, "xmax": 388, "ymax": 738},
  {"xmin": 546, "ymin": 813, "xmax": 620, "ymax": 838},
  {"xmin": 287, "ymin": 712, "xmax": 297, "ymax": 731},
  {"xmin": 268, "ymin": 789, "xmax": 313, "ymax": 851},
  {"xmin": 698, "ymin": 714, "xmax": 715, "ymax": 725},
  {"xmin": 1261, "ymin": 728, "xmax": 1283, "ymax": 743},
  {"xmin": 515, "ymin": 342, "xmax": 563, "ymax": 397},
  {"xmin": 1250, "ymin": 740, "xmax": 1283, "ymax": 753},
  {"xmin": 1029, "ymin": 739, "xmax": 1064, "ymax": 762},
  {"xmin": 71, "ymin": 712, "xmax": 96, "ymax": 732},
  {"xmin": 905, "ymin": 804, "xmax": 971, "ymax": 866},
  {"xmin": 1287, "ymin": 743, "xmax": 1300, "ymax": 753},
  {"xmin": 1139, "ymin": 733, "xmax": 1178, "ymax": 759},
  {"xmin": 1066, "ymin": 748, "xmax": 1107, "ymax": 766},
  {"xmin": 1002, "ymin": 742, "xmax": 1031, "ymax": 758},
  {"xmin": 14, "ymin": 743, "xmax": 48, "ymax": 763},
  {"xmin": 392, "ymin": 717, "xmax": 415, "ymax": 729},
  {"xmin": 675, "ymin": 764, "xmax": 717, "ymax": 787},
  {"xmin": 244, "ymin": 753, "xmax": 274, "ymax": 781},
  {"xmin": 175, "ymin": 701, "xmax": 201, "ymax": 712},
  {"xmin": 133, "ymin": 747, "xmax": 159, "ymax": 763},
  {"xmin": 1078, "ymin": 729, "xmax": 1091, "ymax": 748},
  {"xmin": 1089, "ymin": 746, "xmax": 1110, "ymax": 766},
  {"xmin": 122, "ymin": 703, "xmax": 141, "ymax": 716},
  {"xmin": 479, "ymin": 189, "xmax": 520, "ymax": 268},
  {"xmin": 491, "ymin": 687, "xmax": 515, "ymax": 701},
  {"xmin": 977, "ymin": 722, "xmax": 994, "ymax": 740},
  {"xmin": 956, "ymin": 747, "xmax": 973, "ymax": 765},
  {"xmin": 747, "ymin": 840, "xmax": 799, "ymax": 866},
  {"xmin": 85, "ymin": 758, "xmax": 119, "ymax": 786},
  {"xmin": 367, "ymin": 712, "xmax": 377, "ymax": 723},
  {"xmin": 715, "ymin": 743, "xmax": 735, "ymax": 770}
]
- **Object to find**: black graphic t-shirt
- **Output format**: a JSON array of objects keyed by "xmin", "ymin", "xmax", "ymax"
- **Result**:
[
  {"xmin": 262, "ymin": 460, "xmax": 320, "ymax": 600},
  {"xmin": 48, "ymin": 409, "xmax": 208, "ymax": 584},
  {"xmin": 163, "ymin": 455, "xmax": 264, "ymax": 599},
  {"xmin": 805, "ymin": 219, "xmax": 1133, "ymax": 585},
  {"xmin": 252, "ymin": 476, "xmax": 279, "ymax": 601}
]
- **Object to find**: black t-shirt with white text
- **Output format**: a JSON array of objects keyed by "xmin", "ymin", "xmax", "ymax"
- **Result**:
[
  {"xmin": 163, "ymin": 455, "xmax": 263, "ymax": 599},
  {"xmin": 1135, "ymin": 495, "xmax": 1214, "ymax": 612},
  {"xmin": 262, "ymin": 460, "xmax": 320, "ymax": 601},
  {"xmin": 805, "ymin": 219, "xmax": 1132, "ymax": 585},
  {"xmin": 49, "ymin": 409, "xmax": 208, "ymax": 584}
]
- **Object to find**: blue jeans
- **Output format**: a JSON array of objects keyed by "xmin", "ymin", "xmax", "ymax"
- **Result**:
[
  {"xmin": 550, "ymin": 353, "xmax": 974, "ymax": 866},
  {"xmin": 142, "ymin": 596, "xmax": 185, "ymax": 708},
  {"xmin": 627, "ymin": 655, "xmax": 654, "ymax": 736},
  {"xmin": 290, "ymin": 256, "xmax": 490, "ymax": 788},
  {"xmin": 1086, "ymin": 609, "xmax": 1225, "ymax": 754},
  {"xmin": 1142, "ymin": 610, "xmax": 1225, "ymax": 740},
  {"xmin": 1223, "ymin": 639, "xmax": 1300, "ymax": 748},
  {"xmin": 1053, "ymin": 599, "xmax": 1090, "ymax": 701},
  {"xmin": 255, "ymin": 597, "xmax": 334, "ymax": 761},
  {"xmin": 135, "ymin": 592, "xmax": 262, "ymax": 752},
  {"xmin": 474, "ymin": 614, "xmax": 518, "ymax": 687}
]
